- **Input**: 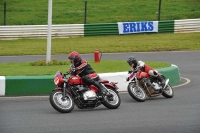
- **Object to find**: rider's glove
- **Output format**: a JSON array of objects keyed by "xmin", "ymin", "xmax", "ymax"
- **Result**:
[
  {"xmin": 134, "ymin": 69, "xmax": 138, "ymax": 73},
  {"xmin": 128, "ymin": 70, "xmax": 132, "ymax": 74},
  {"xmin": 70, "ymin": 66, "xmax": 76, "ymax": 72},
  {"xmin": 65, "ymin": 71, "xmax": 70, "ymax": 75},
  {"xmin": 126, "ymin": 77, "xmax": 130, "ymax": 81}
]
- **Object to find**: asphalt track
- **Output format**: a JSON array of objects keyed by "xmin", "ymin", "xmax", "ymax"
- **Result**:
[{"xmin": 0, "ymin": 51, "xmax": 200, "ymax": 133}]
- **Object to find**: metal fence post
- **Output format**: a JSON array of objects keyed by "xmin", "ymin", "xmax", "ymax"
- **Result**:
[
  {"xmin": 84, "ymin": 0, "xmax": 87, "ymax": 24},
  {"xmin": 158, "ymin": 0, "xmax": 162, "ymax": 21},
  {"xmin": 4, "ymin": 2, "xmax": 6, "ymax": 25}
]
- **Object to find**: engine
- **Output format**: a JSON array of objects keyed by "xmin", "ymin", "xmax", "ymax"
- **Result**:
[
  {"xmin": 152, "ymin": 82, "xmax": 161, "ymax": 90},
  {"xmin": 74, "ymin": 85, "xmax": 97, "ymax": 101},
  {"xmin": 139, "ymin": 78, "xmax": 162, "ymax": 96},
  {"xmin": 76, "ymin": 85, "xmax": 88, "ymax": 91},
  {"xmin": 83, "ymin": 90, "xmax": 97, "ymax": 101}
]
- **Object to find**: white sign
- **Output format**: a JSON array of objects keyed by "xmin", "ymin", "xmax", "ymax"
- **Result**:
[{"xmin": 118, "ymin": 21, "xmax": 158, "ymax": 34}]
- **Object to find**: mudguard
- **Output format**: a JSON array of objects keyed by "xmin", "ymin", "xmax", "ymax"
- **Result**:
[
  {"xmin": 53, "ymin": 87, "xmax": 62, "ymax": 91},
  {"xmin": 104, "ymin": 82, "xmax": 119, "ymax": 90},
  {"xmin": 53, "ymin": 88, "xmax": 72, "ymax": 95}
]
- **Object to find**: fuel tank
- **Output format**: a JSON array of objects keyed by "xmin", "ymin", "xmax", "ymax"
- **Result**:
[{"xmin": 68, "ymin": 76, "xmax": 84, "ymax": 85}]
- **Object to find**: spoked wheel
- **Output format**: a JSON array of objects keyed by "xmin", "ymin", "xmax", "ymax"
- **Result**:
[
  {"xmin": 127, "ymin": 82, "xmax": 146, "ymax": 102},
  {"xmin": 102, "ymin": 87, "xmax": 121, "ymax": 109},
  {"xmin": 160, "ymin": 75, "xmax": 174, "ymax": 98},
  {"xmin": 49, "ymin": 90, "xmax": 74, "ymax": 113},
  {"xmin": 162, "ymin": 84, "xmax": 174, "ymax": 98}
]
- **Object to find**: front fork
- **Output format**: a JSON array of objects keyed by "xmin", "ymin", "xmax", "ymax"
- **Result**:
[
  {"xmin": 163, "ymin": 79, "xmax": 169, "ymax": 89},
  {"xmin": 62, "ymin": 83, "xmax": 67, "ymax": 100},
  {"xmin": 131, "ymin": 79, "xmax": 139, "ymax": 90}
]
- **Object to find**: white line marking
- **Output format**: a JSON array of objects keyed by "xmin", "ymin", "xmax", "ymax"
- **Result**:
[{"xmin": 173, "ymin": 77, "xmax": 190, "ymax": 88}]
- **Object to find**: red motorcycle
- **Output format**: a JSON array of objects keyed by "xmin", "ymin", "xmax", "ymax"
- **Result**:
[{"xmin": 49, "ymin": 71, "xmax": 121, "ymax": 113}]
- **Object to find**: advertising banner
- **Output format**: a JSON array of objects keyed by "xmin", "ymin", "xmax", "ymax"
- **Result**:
[{"xmin": 118, "ymin": 21, "xmax": 158, "ymax": 34}]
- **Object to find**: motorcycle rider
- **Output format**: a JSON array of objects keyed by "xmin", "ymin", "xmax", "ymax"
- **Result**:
[
  {"xmin": 126, "ymin": 56, "xmax": 165, "ymax": 86},
  {"xmin": 67, "ymin": 51, "xmax": 111, "ymax": 97}
]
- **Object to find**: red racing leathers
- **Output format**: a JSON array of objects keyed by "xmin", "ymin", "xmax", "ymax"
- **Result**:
[
  {"xmin": 128, "ymin": 61, "xmax": 155, "ymax": 80},
  {"xmin": 128, "ymin": 61, "xmax": 164, "ymax": 84}
]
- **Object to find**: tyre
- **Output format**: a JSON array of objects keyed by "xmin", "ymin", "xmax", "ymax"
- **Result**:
[
  {"xmin": 102, "ymin": 87, "xmax": 121, "ymax": 109},
  {"xmin": 127, "ymin": 82, "xmax": 146, "ymax": 102},
  {"xmin": 49, "ymin": 90, "xmax": 74, "ymax": 113},
  {"xmin": 160, "ymin": 75, "xmax": 174, "ymax": 98},
  {"xmin": 162, "ymin": 84, "xmax": 174, "ymax": 98}
]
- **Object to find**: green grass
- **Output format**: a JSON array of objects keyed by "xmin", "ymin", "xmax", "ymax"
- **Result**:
[
  {"xmin": 0, "ymin": 0, "xmax": 200, "ymax": 25},
  {"xmin": 0, "ymin": 60, "xmax": 171, "ymax": 76},
  {"xmin": 0, "ymin": 32, "xmax": 199, "ymax": 76},
  {"xmin": 0, "ymin": 0, "xmax": 198, "ymax": 76},
  {"xmin": 0, "ymin": 32, "xmax": 200, "ymax": 56}
]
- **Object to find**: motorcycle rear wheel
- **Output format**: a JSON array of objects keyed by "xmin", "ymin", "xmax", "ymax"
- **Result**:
[
  {"xmin": 127, "ymin": 82, "xmax": 146, "ymax": 102},
  {"xmin": 49, "ymin": 90, "xmax": 74, "ymax": 113},
  {"xmin": 102, "ymin": 87, "xmax": 121, "ymax": 109}
]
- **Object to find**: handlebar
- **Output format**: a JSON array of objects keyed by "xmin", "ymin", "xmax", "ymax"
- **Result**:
[
  {"xmin": 63, "ymin": 72, "xmax": 70, "ymax": 77},
  {"xmin": 128, "ymin": 69, "xmax": 138, "ymax": 74}
]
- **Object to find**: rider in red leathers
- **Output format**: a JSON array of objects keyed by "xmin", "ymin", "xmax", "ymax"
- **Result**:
[
  {"xmin": 126, "ymin": 56, "xmax": 165, "ymax": 86},
  {"xmin": 67, "ymin": 51, "xmax": 111, "ymax": 96}
]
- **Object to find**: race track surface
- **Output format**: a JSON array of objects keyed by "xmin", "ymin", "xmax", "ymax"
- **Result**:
[{"xmin": 0, "ymin": 51, "xmax": 200, "ymax": 133}]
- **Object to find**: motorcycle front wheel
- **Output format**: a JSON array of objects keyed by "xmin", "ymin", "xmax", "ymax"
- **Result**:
[
  {"xmin": 102, "ymin": 87, "xmax": 121, "ymax": 109},
  {"xmin": 161, "ymin": 75, "xmax": 174, "ymax": 98},
  {"xmin": 127, "ymin": 82, "xmax": 146, "ymax": 102},
  {"xmin": 49, "ymin": 90, "xmax": 74, "ymax": 113},
  {"xmin": 162, "ymin": 84, "xmax": 174, "ymax": 98}
]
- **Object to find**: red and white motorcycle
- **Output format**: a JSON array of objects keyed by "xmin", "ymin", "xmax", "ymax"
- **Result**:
[{"xmin": 127, "ymin": 70, "xmax": 174, "ymax": 102}]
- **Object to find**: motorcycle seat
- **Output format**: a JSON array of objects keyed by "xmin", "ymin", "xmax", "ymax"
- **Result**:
[{"xmin": 99, "ymin": 79, "xmax": 109, "ymax": 83}]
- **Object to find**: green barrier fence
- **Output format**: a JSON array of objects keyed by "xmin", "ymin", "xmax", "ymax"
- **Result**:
[
  {"xmin": 158, "ymin": 20, "xmax": 174, "ymax": 33},
  {"xmin": 84, "ymin": 23, "xmax": 118, "ymax": 36},
  {"xmin": 5, "ymin": 76, "xmax": 55, "ymax": 96}
]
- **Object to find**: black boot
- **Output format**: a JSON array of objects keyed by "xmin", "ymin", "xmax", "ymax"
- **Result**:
[{"xmin": 92, "ymin": 81, "xmax": 111, "ymax": 96}]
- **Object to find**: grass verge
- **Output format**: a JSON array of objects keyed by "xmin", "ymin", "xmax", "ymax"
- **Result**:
[
  {"xmin": 0, "ymin": 0, "xmax": 200, "ymax": 25},
  {"xmin": 0, "ymin": 32, "xmax": 200, "ymax": 56},
  {"xmin": 0, "ymin": 60, "xmax": 171, "ymax": 76}
]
